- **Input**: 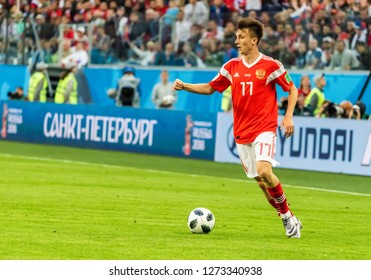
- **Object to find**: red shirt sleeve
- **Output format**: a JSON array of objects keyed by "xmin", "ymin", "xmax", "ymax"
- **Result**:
[
  {"xmin": 209, "ymin": 68, "xmax": 232, "ymax": 93},
  {"xmin": 270, "ymin": 60, "xmax": 293, "ymax": 92},
  {"xmin": 275, "ymin": 71, "xmax": 294, "ymax": 92}
]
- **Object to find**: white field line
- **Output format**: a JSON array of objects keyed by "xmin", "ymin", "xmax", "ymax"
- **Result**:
[{"xmin": 1, "ymin": 153, "xmax": 371, "ymax": 198}]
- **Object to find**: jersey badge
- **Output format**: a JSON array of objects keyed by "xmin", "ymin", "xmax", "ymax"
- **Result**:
[
  {"xmin": 255, "ymin": 69, "xmax": 266, "ymax": 80},
  {"xmin": 285, "ymin": 73, "xmax": 292, "ymax": 84}
]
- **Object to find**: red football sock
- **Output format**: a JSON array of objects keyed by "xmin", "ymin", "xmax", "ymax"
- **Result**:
[
  {"xmin": 268, "ymin": 198, "xmax": 280, "ymax": 215},
  {"xmin": 267, "ymin": 183, "xmax": 290, "ymax": 215}
]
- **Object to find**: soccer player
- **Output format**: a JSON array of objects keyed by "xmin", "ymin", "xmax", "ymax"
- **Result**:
[{"xmin": 172, "ymin": 17, "xmax": 302, "ymax": 238}]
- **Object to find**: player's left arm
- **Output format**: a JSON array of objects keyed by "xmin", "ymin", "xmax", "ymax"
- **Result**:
[{"xmin": 280, "ymin": 84, "xmax": 298, "ymax": 138}]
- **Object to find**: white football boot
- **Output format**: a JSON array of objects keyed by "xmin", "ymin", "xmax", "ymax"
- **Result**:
[{"xmin": 281, "ymin": 212, "xmax": 301, "ymax": 238}]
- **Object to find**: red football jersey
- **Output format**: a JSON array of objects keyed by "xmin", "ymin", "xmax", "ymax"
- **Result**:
[{"xmin": 209, "ymin": 54, "xmax": 293, "ymax": 144}]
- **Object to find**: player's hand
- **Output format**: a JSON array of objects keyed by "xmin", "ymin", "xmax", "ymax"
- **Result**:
[
  {"xmin": 280, "ymin": 116, "xmax": 294, "ymax": 138},
  {"xmin": 172, "ymin": 79, "xmax": 184, "ymax": 91}
]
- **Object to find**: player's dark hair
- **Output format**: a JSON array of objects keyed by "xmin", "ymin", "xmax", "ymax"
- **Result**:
[{"xmin": 237, "ymin": 17, "xmax": 264, "ymax": 44}]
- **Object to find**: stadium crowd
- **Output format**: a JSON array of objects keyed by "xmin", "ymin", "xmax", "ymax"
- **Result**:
[
  {"xmin": 0, "ymin": 0, "xmax": 370, "ymax": 69},
  {"xmin": 0, "ymin": 0, "xmax": 370, "ymax": 118}
]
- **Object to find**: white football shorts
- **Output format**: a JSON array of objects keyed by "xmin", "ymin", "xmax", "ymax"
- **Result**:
[{"xmin": 236, "ymin": 131, "xmax": 279, "ymax": 178}]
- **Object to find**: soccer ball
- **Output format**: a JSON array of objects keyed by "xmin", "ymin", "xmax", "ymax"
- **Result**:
[
  {"xmin": 187, "ymin": 207, "xmax": 215, "ymax": 234},
  {"xmin": 162, "ymin": 94, "xmax": 175, "ymax": 105}
]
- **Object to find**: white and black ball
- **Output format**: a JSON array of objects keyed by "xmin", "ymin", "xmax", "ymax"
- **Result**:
[{"xmin": 187, "ymin": 207, "xmax": 215, "ymax": 234}]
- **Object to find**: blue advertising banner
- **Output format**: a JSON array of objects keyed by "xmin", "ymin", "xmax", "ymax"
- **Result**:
[
  {"xmin": 0, "ymin": 101, "xmax": 216, "ymax": 160},
  {"xmin": 215, "ymin": 113, "xmax": 371, "ymax": 176},
  {"xmin": 1, "ymin": 64, "xmax": 370, "ymax": 114}
]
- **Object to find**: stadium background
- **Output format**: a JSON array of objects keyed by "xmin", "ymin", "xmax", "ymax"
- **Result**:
[{"xmin": 0, "ymin": 0, "xmax": 371, "ymax": 262}]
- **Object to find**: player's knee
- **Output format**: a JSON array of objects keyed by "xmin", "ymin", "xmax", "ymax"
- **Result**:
[{"xmin": 257, "ymin": 166, "xmax": 272, "ymax": 181}]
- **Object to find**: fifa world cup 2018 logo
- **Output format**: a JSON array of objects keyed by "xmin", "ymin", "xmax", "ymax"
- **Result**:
[
  {"xmin": 1, "ymin": 103, "xmax": 8, "ymax": 139},
  {"xmin": 183, "ymin": 114, "xmax": 193, "ymax": 156}
]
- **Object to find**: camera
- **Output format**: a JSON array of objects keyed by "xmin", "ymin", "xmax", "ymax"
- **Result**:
[
  {"xmin": 7, "ymin": 87, "xmax": 24, "ymax": 100},
  {"xmin": 323, "ymin": 102, "xmax": 344, "ymax": 118}
]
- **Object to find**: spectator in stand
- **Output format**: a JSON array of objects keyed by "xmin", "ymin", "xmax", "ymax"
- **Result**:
[
  {"xmin": 367, "ymin": 20, "xmax": 371, "ymax": 47},
  {"xmin": 239, "ymin": 0, "xmax": 262, "ymax": 16},
  {"xmin": 104, "ymin": 9, "xmax": 118, "ymax": 45},
  {"xmin": 123, "ymin": 0, "xmax": 133, "ymax": 17},
  {"xmin": 309, "ymin": 23, "xmax": 323, "ymax": 45},
  {"xmin": 187, "ymin": 23, "xmax": 203, "ymax": 54},
  {"xmin": 349, "ymin": 23, "xmax": 367, "ymax": 50},
  {"xmin": 275, "ymin": 22, "xmax": 286, "ymax": 39},
  {"xmin": 346, "ymin": 21, "xmax": 361, "ymax": 50},
  {"xmin": 263, "ymin": 25, "xmax": 279, "ymax": 47},
  {"xmin": 93, "ymin": 24, "xmax": 111, "ymax": 51},
  {"xmin": 145, "ymin": 8, "xmax": 160, "ymax": 43},
  {"xmin": 151, "ymin": 70, "xmax": 177, "ymax": 109},
  {"xmin": 322, "ymin": 25, "xmax": 336, "ymax": 42},
  {"xmin": 222, "ymin": 40, "xmax": 238, "ymax": 63},
  {"xmin": 333, "ymin": 23, "xmax": 349, "ymax": 45},
  {"xmin": 321, "ymin": 36, "xmax": 335, "ymax": 68},
  {"xmin": 354, "ymin": 41, "xmax": 371, "ymax": 70},
  {"xmin": 284, "ymin": 24, "xmax": 298, "ymax": 52},
  {"xmin": 127, "ymin": 40, "xmax": 158, "ymax": 66},
  {"xmin": 292, "ymin": 24, "xmax": 307, "ymax": 49},
  {"xmin": 329, "ymin": 40, "xmax": 360, "ymax": 70},
  {"xmin": 178, "ymin": 42, "xmax": 199, "ymax": 67},
  {"xmin": 258, "ymin": 39, "xmax": 272, "ymax": 57},
  {"xmin": 197, "ymin": 39, "xmax": 211, "ymax": 62},
  {"xmin": 184, "ymin": 0, "xmax": 209, "ymax": 28},
  {"xmin": 154, "ymin": 42, "xmax": 177, "ymax": 66},
  {"xmin": 154, "ymin": 0, "xmax": 168, "ymax": 17},
  {"xmin": 174, "ymin": 9, "xmax": 192, "ymax": 53},
  {"xmin": 223, "ymin": 21, "xmax": 237, "ymax": 45},
  {"xmin": 116, "ymin": 6, "xmax": 129, "ymax": 39},
  {"xmin": 204, "ymin": 40, "xmax": 224, "ymax": 67},
  {"xmin": 305, "ymin": 38, "xmax": 325, "ymax": 70},
  {"xmin": 304, "ymin": 74, "xmax": 326, "ymax": 117},
  {"xmin": 74, "ymin": 26, "xmax": 88, "ymax": 47},
  {"xmin": 162, "ymin": 0, "xmax": 179, "ymax": 46},
  {"xmin": 272, "ymin": 39, "xmax": 296, "ymax": 69},
  {"xmin": 63, "ymin": 41, "xmax": 89, "ymax": 69},
  {"xmin": 91, "ymin": 40, "xmax": 117, "ymax": 64},
  {"xmin": 35, "ymin": 14, "xmax": 55, "ymax": 43},
  {"xmin": 209, "ymin": 0, "xmax": 231, "ymax": 27},
  {"xmin": 259, "ymin": 11, "xmax": 275, "ymax": 28},
  {"xmin": 60, "ymin": 39, "xmax": 73, "ymax": 60},
  {"xmin": 358, "ymin": 7, "xmax": 370, "ymax": 29},
  {"xmin": 127, "ymin": 11, "xmax": 148, "ymax": 44},
  {"xmin": 163, "ymin": 0, "xmax": 179, "ymax": 25},
  {"xmin": 202, "ymin": 19, "xmax": 224, "ymax": 43}
]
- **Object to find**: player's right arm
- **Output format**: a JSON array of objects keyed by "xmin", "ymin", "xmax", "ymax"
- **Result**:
[{"xmin": 172, "ymin": 79, "xmax": 215, "ymax": 95}]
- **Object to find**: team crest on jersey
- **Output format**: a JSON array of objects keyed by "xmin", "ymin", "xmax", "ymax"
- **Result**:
[{"xmin": 255, "ymin": 69, "xmax": 266, "ymax": 80}]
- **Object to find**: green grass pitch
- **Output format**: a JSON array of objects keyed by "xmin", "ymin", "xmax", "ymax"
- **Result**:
[{"xmin": 0, "ymin": 141, "xmax": 370, "ymax": 260}]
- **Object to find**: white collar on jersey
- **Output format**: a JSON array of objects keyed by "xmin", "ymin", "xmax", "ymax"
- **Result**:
[{"xmin": 241, "ymin": 53, "xmax": 263, "ymax": 68}]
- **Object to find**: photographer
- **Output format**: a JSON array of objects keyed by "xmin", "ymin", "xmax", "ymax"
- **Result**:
[
  {"xmin": 107, "ymin": 66, "xmax": 141, "ymax": 107},
  {"xmin": 7, "ymin": 87, "xmax": 25, "ymax": 100},
  {"xmin": 352, "ymin": 101, "xmax": 367, "ymax": 120},
  {"xmin": 318, "ymin": 100, "xmax": 366, "ymax": 119}
]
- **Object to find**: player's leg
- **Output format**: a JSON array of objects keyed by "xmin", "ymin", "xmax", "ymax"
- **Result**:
[
  {"xmin": 254, "ymin": 132, "xmax": 302, "ymax": 238},
  {"xmin": 236, "ymin": 143, "xmax": 279, "ymax": 213},
  {"xmin": 254, "ymin": 177, "xmax": 280, "ymax": 215}
]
